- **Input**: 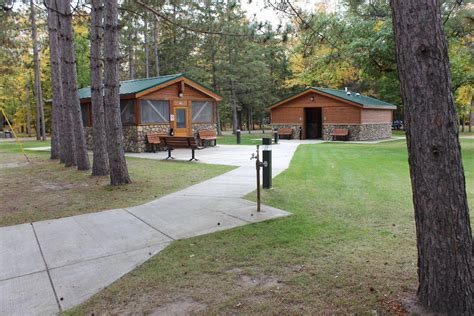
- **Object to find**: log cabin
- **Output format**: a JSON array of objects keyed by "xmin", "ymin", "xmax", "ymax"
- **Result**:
[
  {"xmin": 269, "ymin": 87, "xmax": 397, "ymax": 140},
  {"xmin": 79, "ymin": 73, "xmax": 222, "ymax": 152}
]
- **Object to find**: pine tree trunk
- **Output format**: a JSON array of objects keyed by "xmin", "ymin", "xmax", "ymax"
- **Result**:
[
  {"xmin": 153, "ymin": 20, "xmax": 160, "ymax": 77},
  {"xmin": 469, "ymin": 98, "xmax": 473, "ymax": 132},
  {"xmin": 59, "ymin": 0, "xmax": 90, "ymax": 170},
  {"xmin": 90, "ymin": 0, "xmax": 109, "ymax": 176},
  {"xmin": 390, "ymin": 1, "xmax": 473, "ymax": 314},
  {"xmin": 144, "ymin": 15, "xmax": 149, "ymax": 78},
  {"xmin": 211, "ymin": 57, "xmax": 222, "ymax": 136},
  {"xmin": 104, "ymin": 0, "xmax": 131, "ymax": 186},
  {"xmin": 247, "ymin": 106, "xmax": 252, "ymax": 133},
  {"xmin": 56, "ymin": 1, "xmax": 76, "ymax": 166},
  {"xmin": 128, "ymin": 31, "xmax": 134, "ymax": 79},
  {"xmin": 230, "ymin": 80, "xmax": 238, "ymax": 134},
  {"xmin": 47, "ymin": 0, "xmax": 62, "ymax": 160},
  {"xmin": 30, "ymin": 0, "xmax": 45, "ymax": 141},
  {"xmin": 25, "ymin": 83, "xmax": 31, "ymax": 137}
]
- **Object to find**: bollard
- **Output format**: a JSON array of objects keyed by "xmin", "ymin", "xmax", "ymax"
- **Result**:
[
  {"xmin": 273, "ymin": 129, "xmax": 279, "ymax": 144},
  {"xmin": 236, "ymin": 129, "xmax": 241, "ymax": 144},
  {"xmin": 262, "ymin": 138, "xmax": 272, "ymax": 189}
]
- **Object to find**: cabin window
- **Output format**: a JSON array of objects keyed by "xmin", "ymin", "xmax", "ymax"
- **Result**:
[
  {"xmin": 140, "ymin": 100, "xmax": 170, "ymax": 123},
  {"xmin": 191, "ymin": 101, "xmax": 213, "ymax": 123},
  {"xmin": 120, "ymin": 100, "xmax": 135, "ymax": 124},
  {"xmin": 81, "ymin": 104, "xmax": 90, "ymax": 126}
]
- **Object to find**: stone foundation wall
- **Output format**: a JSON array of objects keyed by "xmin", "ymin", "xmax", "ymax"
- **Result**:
[
  {"xmin": 271, "ymin": 124, "xmax": 302, "ymax": 139},
  {"xmin": 323, "ymin": 123, "xmax": 391, "ymax": 141},
  {"xmin": 136, "ymin": 124, "xmax": 170, "ymax": 152},
  {"xmin": 192, "ymin": 123, "xmax": 217, "ymax": 136},
  {"xmin": 84, "ymin": 124, "xmax": 171, "ymax": 153},
  {"xmin": 84, "ymin": 127, "xmax": 93, "ymax": 149},
  {"xmin": 85, "ymin": 123, "xmax": 219, "ymax": 153}
]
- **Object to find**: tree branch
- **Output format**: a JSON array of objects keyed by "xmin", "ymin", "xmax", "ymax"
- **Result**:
[{"xmin": 134, "ymin": 0, "xmax": 248, "ymax": 37}]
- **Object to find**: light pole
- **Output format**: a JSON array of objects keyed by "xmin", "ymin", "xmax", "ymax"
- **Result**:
[{"xmin": 262, "ymin": 137, "xmax": 272, "ymax": 189}]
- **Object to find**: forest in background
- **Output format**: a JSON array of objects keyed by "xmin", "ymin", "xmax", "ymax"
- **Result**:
[{"xmin": 0, "ymin": 0, "xmax": 472, "ymax": 134}]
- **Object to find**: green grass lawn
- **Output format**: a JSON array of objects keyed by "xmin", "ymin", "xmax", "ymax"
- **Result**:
[
  {"xmin": 0, "ymin": 140, "xmax": 234, "ymax": 227},
  {"xmin": 217, "ymin": 133, "xmax": 273, "ymax": 145},
  {"xmin": 65, "ymin": 139, "xmax": 474, "ymax": 314},
  {"xmin": 392, "ymin": 129, "xmax": 474, "ymax": 137}
]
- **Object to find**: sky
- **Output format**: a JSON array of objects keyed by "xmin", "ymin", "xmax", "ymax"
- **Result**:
[{"xmin": 240, "ymin": 0, "xmax": 344, "ymax": 25}]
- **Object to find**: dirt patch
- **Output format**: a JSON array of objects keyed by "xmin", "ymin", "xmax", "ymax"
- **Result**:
[
  {"xmin": 379, "ymin": 292, "xmax": 421, "ymax": 316},
  {"xmin": 236, "ymin": 274, "xmax": 284, "ymax": 290},
  {"xmin": 31, "ymin": 180, "xmax": 89, "ymax": 192},
  {"xmin": 149, "ymin": 297, "xmax": 207, "ymax": 315},
  {"xmin": 0, "ymin": 162, "xmax": 29, "ymax": 169}
]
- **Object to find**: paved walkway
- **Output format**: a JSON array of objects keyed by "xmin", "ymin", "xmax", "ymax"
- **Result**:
[{"xmin": 1, "ymin": 141, "xmax": 321, "ymax": 315}]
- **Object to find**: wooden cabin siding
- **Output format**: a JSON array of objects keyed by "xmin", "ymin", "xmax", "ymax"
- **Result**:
[
  {"xmin": 271, "ymin": 106, "xmax": 303, "ymax": 124},
  {"xmin": 361, "ymin": 109, "xmax": 392, "ymax": 124},
  {"xmin": 271, "ymin": 92, "xmax": 361, "ymax": 125},
  {"xmin": 140, "ymin": 82, "xmax": 214, "ymax": 101},
  {"xmin": 184, "ymin": 85, "xmax": 216, "ymax": 101},
  {"xmin": 278, "ymin": 92, "xmax": 359, "ymax": 108},
  {"xmin": 324, "ymin": 106, "xmax": 361, "ymax": 124},
  {"xmin": 141, "ymin": 82, "xmax": 180, "ymax": 100}
]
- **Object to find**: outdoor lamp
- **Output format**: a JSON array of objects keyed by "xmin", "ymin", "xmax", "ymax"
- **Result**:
[{"xmin": 262, "ymin": 137, "xmax": 272, "ymax": 189}]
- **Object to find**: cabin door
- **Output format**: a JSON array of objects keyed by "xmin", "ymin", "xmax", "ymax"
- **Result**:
[
  {"xmin": 173, "ymin": 106, "xmax": 189, "ymax": 136},
  {"xmin": 305, "ymin": 108, "xmax": 322, "ymax": 139}
]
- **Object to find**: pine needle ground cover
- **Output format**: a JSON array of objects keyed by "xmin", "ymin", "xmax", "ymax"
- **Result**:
[
  {"xmin": 0, "ymin": 140, "xmax": 234, "ymax": 227},
  {"xmin": 65, "ymin": 139, "xmax": 473, "ymax": 315}
]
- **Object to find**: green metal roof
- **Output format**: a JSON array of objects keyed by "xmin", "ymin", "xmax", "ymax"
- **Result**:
[
  {"xmin": 271, "ymin": 87, "xmax": 397, "ymax": 109},
  {"xmin": 78, "ymin": 73, "xmax": 184, "ymax": 99},
  {"xmin": 313, "ymin": 87, "xmax": 396, "ymax": 108}
]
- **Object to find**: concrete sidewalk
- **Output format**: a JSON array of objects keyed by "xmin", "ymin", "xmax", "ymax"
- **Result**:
[{"xmin": 0, "ymin": 141, "xmax": 317, "ymax": 315}]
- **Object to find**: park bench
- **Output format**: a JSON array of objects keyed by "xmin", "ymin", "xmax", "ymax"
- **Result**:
[
  {"xmin": 198, "ymin": 129, "xmax": 217, "ymax": 147},
  {"xmin": 278, "ymin": 128, "xmax": 293, "ymax": 139},
  {"xmin": 162, "ymin": 136, "xmax": 203, "ymax": 161},
  {"xmin": 330, "ymin": 128, "xmax": 349, "ymax": 141},
  {"xmin": 146, "ymin": 133, "xmax": 168, "ymax": 153}
]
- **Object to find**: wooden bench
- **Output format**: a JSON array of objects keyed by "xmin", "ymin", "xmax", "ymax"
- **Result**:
[
  {"xmin": 198, "ymin": 130, "xmax": 217, "ymax": 147},
  {"xmin": 162, "ymin": 136, "xmax": 203, "ymax": 161},
  {"xmin": 278, "ymin": 128, "xmax": 293, "ymax": 139},
  {"xmin": 330, "ymin": 128, "xmax": 349, "ymax": 141},
  {"xmin": 146, "ymin": 133, "xmax": 168, "ymax": 153}
]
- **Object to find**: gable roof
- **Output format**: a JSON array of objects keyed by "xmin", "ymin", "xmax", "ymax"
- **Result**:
[
  {"xmin": 270, "ymin": 87, "xmax": 397, "ymax": 110},
  {"xmin": 78, "ymin": 73, "xmax": 222, "ymax": 101}
]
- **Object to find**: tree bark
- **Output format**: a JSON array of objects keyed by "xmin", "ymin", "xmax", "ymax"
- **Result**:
[
  {"xmin": 128, "ymin": 31, "xmax": 135, "ymax": 79},
  {"xmin": 90, "ymin": 0, "xmax": 109, "ymax": 176},
  {"xmin": 56, "ymin": 1, "xmax": 76, "ymax": 166},
  {"xmin": 211, "ymin": 54, "xmax": 222, "ymax": 135},
  {"xmin": 59, "ymin": 0, "xmax": 90, "ymax": 170},
  {"xmin": 153, "ymin": 20, "xmax": 160, "ymax": 77},
  {"xmin": 30, "ymin": 0, "xmax": 46, "ymax": 141},
  {"xmin": 390, "ymin": 1, "xmax": 473, "ymax": 314},
  {"xmin": 25, "ymin": 83, "xmax": 31, "ymax": 137},
  {"xmin": 104, "ymin": 0, "xmax": 131, "ymax": 185},
  {"xmin": 47, "ymin": 0, "xmax": 62, "ymax": 160},
  {"xmin": 469, "ymin": 97, "xmax": 473, "ymax": 133},
  {"xmin": 247, "ymin": 106, "xmax": 252, "ymax": 133},
  {"xmin": 144, "ymin": 15, "xmax": 150, "ymax": 78},
  {"xmin": 230, "ymin": 79, "xmax": 238, "ymax": 134}
]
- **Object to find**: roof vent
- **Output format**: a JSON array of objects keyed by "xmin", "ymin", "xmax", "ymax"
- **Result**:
[
  {"xmin": 344, "ymin": 87, "xmax": 348, "ymax": 92},
  {"xmin": 355, "ymin": 93, "xmax": 360, "ymax": 97},
  {"xmin": 347, "ymin": 91, "xmax": 351, "ymax": 96}
]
